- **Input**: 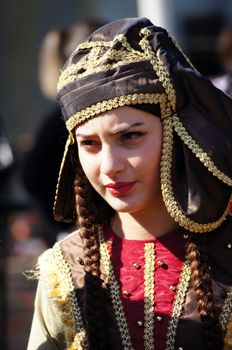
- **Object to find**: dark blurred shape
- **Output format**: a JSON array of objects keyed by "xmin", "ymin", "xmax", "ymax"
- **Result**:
[
  {"xmin": 211, "ymin": 26, "xmax": 232, "ymax": 96},
  {"xmin": 0, "ymin": 115, "xmax": 14, "ymax": 188},
  {"xmin": 38, "ymin": 19, "xmax": 107, "ymax": 101},
  {"xmin": 22, "ymin": 19, "xmax": 107, "ymax": 245},
  {"xmin": 182, "ymin": 13, "xmax": 225, "ymax": 76},
  {"xmin": 0, "ymin": 114, "xmax": 14, "ymax": 350}
]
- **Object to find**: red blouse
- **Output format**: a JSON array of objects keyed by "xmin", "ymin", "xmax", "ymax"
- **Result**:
[{"xmin": 104, "ymin": 225, "xmax": 187, "ymax": 350}]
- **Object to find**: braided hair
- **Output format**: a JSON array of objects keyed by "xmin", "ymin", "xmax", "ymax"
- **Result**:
[
  {"xmin": 74, "ymin": 154, "xmax": 113, "ymax": 350},
  {"xmin": 186, "ymin": 234, "xmax": 223, "ymax": 349},
  {"xmin": 72, "ymin": 151, "xmax": 224, "ymax": 349}
]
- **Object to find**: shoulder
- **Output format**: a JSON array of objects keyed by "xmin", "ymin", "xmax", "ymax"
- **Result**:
[
  {"xmin": 60, "ymin": 229, "xmax": 84, "ymax": 261},
  {"xmin": 30, "ymin": 231, "xmax": 85, "ymax": 350},
  {"xmin": 37, "ymin": 230, "xmax": 85, "ymax": 290}
]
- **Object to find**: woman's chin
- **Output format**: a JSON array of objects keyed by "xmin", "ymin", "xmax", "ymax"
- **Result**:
[{"xmin": 106, "ymin": 198, "xmax": 142, "ymax": 214}]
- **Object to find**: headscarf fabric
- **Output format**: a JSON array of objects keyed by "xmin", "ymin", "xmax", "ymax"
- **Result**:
[{"xmin": 54, "ymin": 17, "xmax": 232, "ymax": 233}]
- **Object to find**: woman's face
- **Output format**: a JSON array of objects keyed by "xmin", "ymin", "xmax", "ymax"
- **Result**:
[{"xmin": 75, "ymin": 106, "xmax": 163, "ymax": 215}]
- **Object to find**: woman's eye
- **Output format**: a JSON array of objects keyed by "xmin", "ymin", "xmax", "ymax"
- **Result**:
[
  {"xmin": 122, "ymin": 131, "xmax": 145, "ymax": 142},
  {"xmin": 81, "ymin": 140, "xmax": 95, "ymax": 146},
  {"xmin": 79, "ymin": 140, "xmax": 100, "ymax": 150}
]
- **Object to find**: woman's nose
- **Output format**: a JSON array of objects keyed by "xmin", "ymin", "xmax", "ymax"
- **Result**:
[{"xmin": 100, "ymin": 145, "xmax": 125, "ymax": 177}]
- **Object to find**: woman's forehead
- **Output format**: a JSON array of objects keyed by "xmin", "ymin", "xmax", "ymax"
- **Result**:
[{"xmin": 75, "ymin": 106, "xmax": 160, "ymax": 135}]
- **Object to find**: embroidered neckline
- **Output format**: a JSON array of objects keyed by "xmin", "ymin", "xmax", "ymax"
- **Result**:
[
  {"xmin": 99, "ymin": 231, "xmax": 191, "ymax": 350},
  {"xmin": 51, "ymin": 242, "xmax": 88, "ymax": 350},
  {"xmin": 44, "ymin": 235, "xmax": 232, "ymax": 349}
]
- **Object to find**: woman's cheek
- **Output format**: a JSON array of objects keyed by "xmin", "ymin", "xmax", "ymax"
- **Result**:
[{"xmin": 82, "ymin": 158, "xmax": 99, "ymax": 182}]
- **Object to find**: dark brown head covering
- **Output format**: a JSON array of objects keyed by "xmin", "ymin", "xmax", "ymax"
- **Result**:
[{"xmin": 54, "ymin": 17, "xmax": 232, "ymax": 233}]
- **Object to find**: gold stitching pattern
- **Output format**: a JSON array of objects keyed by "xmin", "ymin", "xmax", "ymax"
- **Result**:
[
  {"xmin": 66, "ymin": 93, "xmax": 168, "ymax": 133},
  {"xmin": 58, "ymin": 56, "xmax": 146, "ymax": 92},
  {"xmin": 160, "ymin": 116, "xmax": 229, "ymax": 232},
  {"xmin": 139, "ymin": 28, "xmax": 176, "ymax": 113},
  {"xmin": 98, "ymin": 230, "xmax": 191, "ymax": 350},
  {"xmin": 36, "ymin": 236, "xmax": 232, "ymax": 349},
  {"xmin": 52, "ymin": 243, "xmax": 88, "ymax": 350},
  {"xmin": 53, "ymin": 136, "xmax": 73, "ymax": 221},
  {"xmin": 74, "ymin": 33, "xmax": 139, "ymax": 54},
  {"xmin": 223, "ymin": 313, "xmax": 232, "ymax": 349},
  {"xmin": 220, "ymin": 288, "xmax": 232, "ymax": 349},
  {"xmin": 165, "ymin": 262, "xmax": 191, "ymax": 350},
  {"xmin": 220, "ymin": 287, "xmax": 232, "ymax": 331},
  {"xmin": 40, "ymin": 237, "xmax": 232, "ymax": 349},
  {"xmin": 99, "ymin": 232, "xmax": 134, "ymax": 350},
  {"xmin": 58, "ymin": 34, "xmax": 146, "ymax": 92},
  {"xmin": 144, "ymin": 243, "xmax": 155, "ymax": 350},
  {"xmin": 172, "ymin": 114, "xmax": 232, "ymax": 186}
]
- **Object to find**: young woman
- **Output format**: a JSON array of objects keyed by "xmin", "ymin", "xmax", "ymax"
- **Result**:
[{"xmin": 27, "ymin": 18, "xmax": 232, "ymax": 350}]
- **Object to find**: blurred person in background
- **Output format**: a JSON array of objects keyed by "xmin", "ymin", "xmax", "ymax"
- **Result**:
[
  {"xmin": 211, "ymin": 25, "xmax": 232, "ymax": 97},
  {"xmin": 27, "ymin": 18, "xmax": 232, "ymax": 350},
  {"xmin": 0, "ymin": 113, "xmax": 14, "ymax": 350},
  {"xmin": 22, "ymin": 19, "xmax": 106, "ymax": 245}
]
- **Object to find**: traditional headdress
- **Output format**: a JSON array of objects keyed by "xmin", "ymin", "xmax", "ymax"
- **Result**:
[{"xmin": 54, "ymin": 17, "xmax": 232, "ymax": 233}]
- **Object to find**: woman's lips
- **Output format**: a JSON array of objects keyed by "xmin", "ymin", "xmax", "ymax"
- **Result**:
[{"xmin": 105, "ymin": 181, "xmax": 136, "ymax": 195}]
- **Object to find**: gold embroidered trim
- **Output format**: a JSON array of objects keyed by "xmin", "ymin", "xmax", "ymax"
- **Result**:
[
  {"xmin": 144, "ymin": 243, "xmax": 155, "ymax": 350},
  {"xmin": 66, "ymin": 93, "xmax": 168, "ymax": 133},
  {"xmin": 99, "ymin": 230, "xmax": 192, "ymax": 350},
  {"xmin": 58, "ymin": 34, "xmax": 145, "ymax": 92},
  {"xmin": 172, "ymin": 115, "xmax": 232, "ymax": 186},
  {"xmin": 53, "ymin": 136, "xmax": 72, "ymax": 221},
  {"xmin": 220, "ymin": 287, "xmax": 232, "ymax": 331},
  {"xmin": 160, "ymin": 116, "xmax": 229, "ymax": 232},
  {"xmin": 166, "ymin": 262, "xmax": 191, "ymax": 350},
  {"xmin": 58, "ymin": 56, "xmax": 146, "ymax": 92},
  {"xmin": 73, "ymin": 33, "xmax": 142, "ymax": 55},
  {"xmin": 223, "ymin": 312, "xmax": 232, "ymax": 349},
  {"xmin": 57, "ymin": 29, "xmax": 176, "ymax": 123},
  {"xmin": 99, "ymin": 233, "xmax": 134, "ymax": 350},
  {"xmin": 37, "ymin": 237, "xmax": 232, "ymax": 349},
  {"xmin": 39, "ymin": 243, "xmax": 88, "ymax": 350},
  {"xmin": 220, "ymin": 287, "xmax": 232, "ymax": 349},
  {"xmin": 139, "ymin": 28, "xmax": 176, "ymax": 113}
]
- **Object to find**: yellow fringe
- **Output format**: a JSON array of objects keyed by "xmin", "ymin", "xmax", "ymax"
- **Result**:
[
  {"xmin": 224, "ymin": 312, "xmax": 232, "ymax": 349},
  {"xmin": 37, "ymin": 243, "xmax": 87, "ymax": 350}
]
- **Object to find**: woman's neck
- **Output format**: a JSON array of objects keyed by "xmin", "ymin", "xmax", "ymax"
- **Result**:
[{"xmin": 111, "ymin": 202, "xmax": 178, "ymax": 240}]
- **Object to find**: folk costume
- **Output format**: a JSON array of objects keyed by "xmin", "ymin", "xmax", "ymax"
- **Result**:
[{"xmin": 27, "ymin": 18, "xmax": 232, "ymax": 350}]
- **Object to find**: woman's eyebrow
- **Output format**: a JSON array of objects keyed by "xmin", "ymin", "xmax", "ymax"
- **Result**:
[
  {"xmin": 75, "ymin": 132, "xmax": 95, "ymax": 138},
  {"xmin": 110, "ymin": 122, "xmax": 144, "ymax": 135},
  {"xmin": 76, "ymin": 122, "xmax": 144, "ymax": 138}
]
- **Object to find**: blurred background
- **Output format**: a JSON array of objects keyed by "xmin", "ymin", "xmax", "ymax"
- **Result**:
[{"xmin": 0, "ymin": 0, "xmax": 232, "ymax": 349}]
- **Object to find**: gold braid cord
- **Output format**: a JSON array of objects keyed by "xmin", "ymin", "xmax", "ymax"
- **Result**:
[
  {"xmin": 57, "ymin": 25, "xmax": 230, "ymax": 232},
  {"xmin": 99, "ymin": 230, "xmax": 232, "ymax": 350},
  {"xmin": 138, "ymin": 28, "xmax": 231, "ymax": 231},
  {"xmin": 223, "ymin": 312, "xmax": 232, "ymax": 349},
  {"xmin": 172, "ymin": 115, "xmax": 232, "ymax": 186},
  {"xmin": 34, "ymin": 234, "xmax": 232, "ymax": 349},
  {"xmin": 99, "ymin": 232, "xmax": 134, "ymax": 350},
  {"xmin": 37, "ymin": 242, "xmax": 88, "ymax": 350},
  {"xmin": 58, "ymin": 34, "xmax": 145, "ymax": 92},
  {"xmin": 139, "ymin": 27, "xmax": 176, "ymax": 114},
  {"xmin": 144, "ymin": 243, "xmax": 155, "ymax": 350},
  {"xmin": 53, "ymin": 136, "xmax": 73, "ymax": 221},
  {"xmin": 220, "ymin": 288, "xmax": 232, "ymax": 349},
  {"xmin": 66, "ymin": 93, "xmax": 168, "ymax": 133},
  {"xmin": 165, "ymin": 262, "xmax": 191, "ymax": 350},
  {"xmin": 99, "ymin": 230, "xmax": 191, "ymax": 350},
  {"xmin": 139, "ymin": 28, "xmax": 231, "ymax": 187},
  {"xmin": 160, "ymin": 116, "xmax": 230, "ymax": 232}
]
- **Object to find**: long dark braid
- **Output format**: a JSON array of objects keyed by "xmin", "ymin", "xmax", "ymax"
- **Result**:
[
  {"xmin": 74, "ymin": 162, "xmax": 106, "ymax": 350},
  {"xmin": 186, "ymin": 234, "xmax": 223, "ymax": 349}
]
